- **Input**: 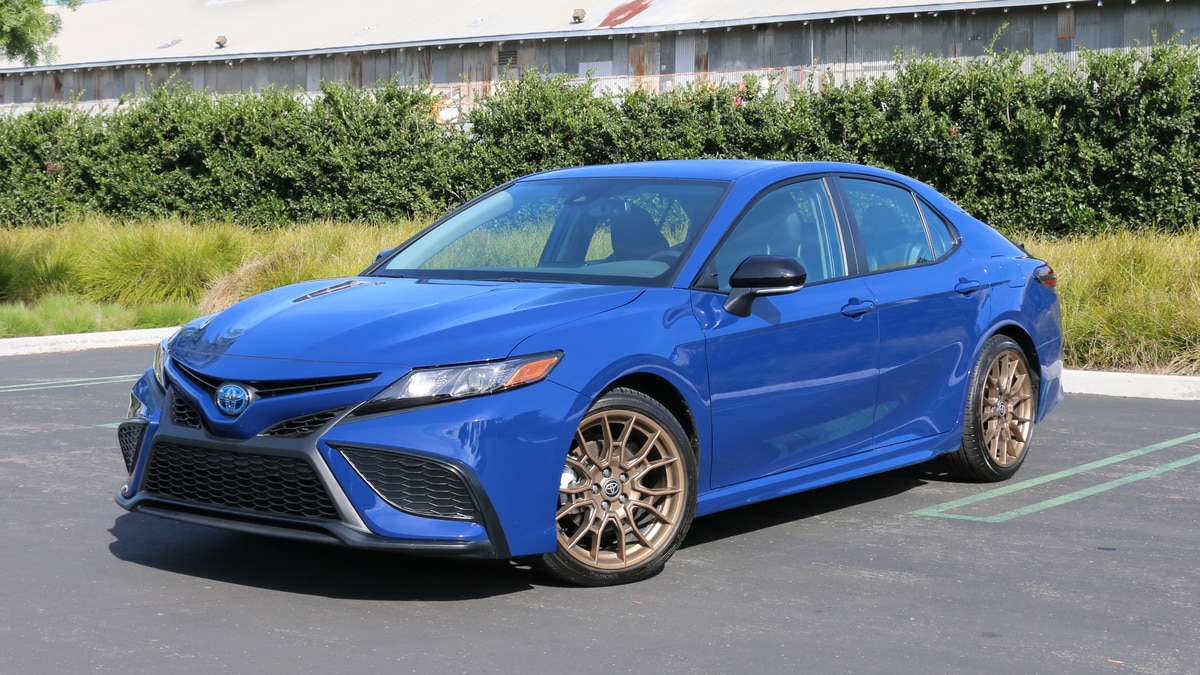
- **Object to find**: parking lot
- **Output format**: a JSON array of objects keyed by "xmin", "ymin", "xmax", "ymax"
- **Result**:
[{"xmin": 2, "ymin": 345, "xmax": 1198, "ymax": 674}]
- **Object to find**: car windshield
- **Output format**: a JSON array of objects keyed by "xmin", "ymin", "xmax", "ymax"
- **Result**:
[{"xmin": 372, "ymin": 177, "xmax": 729, "ymax": 286}]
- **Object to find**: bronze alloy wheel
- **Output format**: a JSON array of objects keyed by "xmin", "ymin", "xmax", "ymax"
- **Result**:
[
  {"xmin": 539, "ymin": 388, "xmax": 696, "ymax": 586},
  {"xmin": 981, "ymin": 348, "xmax": 1035, "ymax": 468},
  {"xmin": 946, "ymin": 335, "xmax": 1039, "ymax": 482}
]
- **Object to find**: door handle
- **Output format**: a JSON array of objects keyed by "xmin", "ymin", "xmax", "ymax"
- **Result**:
[
  {"xmin": 840, "ymin": 299, "xmax": 876, "ymax": 318},
  {"xmin": 954, "ymin": 279, "xmax": 982, "ymax": 295}
]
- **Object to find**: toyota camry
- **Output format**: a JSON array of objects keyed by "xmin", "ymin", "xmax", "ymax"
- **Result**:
[{"xmin": 117, "ymin": 160, "xmax": 1063, "ymax": 586}]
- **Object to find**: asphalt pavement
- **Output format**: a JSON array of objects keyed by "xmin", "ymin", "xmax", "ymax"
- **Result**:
[{"xmin": 1, "ymin": 342, "xmax": 1198, "ymax": 674}]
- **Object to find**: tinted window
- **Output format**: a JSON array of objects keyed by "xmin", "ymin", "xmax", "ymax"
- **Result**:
[
  {"xmin": 919, "ymin": 200, "xmax": 957, "ymax": 259},
  {"xmin": 702, "ymin": 178, "xmax": 846, "ymax": 291},
  {"xmin": 842, "ymin": 178, "xmax": 933, "ymax": 272}
]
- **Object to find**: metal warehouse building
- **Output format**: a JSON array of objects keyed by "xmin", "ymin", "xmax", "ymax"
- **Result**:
[{"xmin": 2, "ymin": 0, "xmax": 1197, "ymax": 111}]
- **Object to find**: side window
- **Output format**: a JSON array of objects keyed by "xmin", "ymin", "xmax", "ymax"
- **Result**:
[
  {"xmin": 842, "ymin": 178, "xmax": 933, "ymax": 272},
  {"xmin": 704, "ymin": 179, "xmax": 846, "ymax": 291},
  {"xmin": 918, "ymin": 200, "xmax": 957, "ymax": 259}
]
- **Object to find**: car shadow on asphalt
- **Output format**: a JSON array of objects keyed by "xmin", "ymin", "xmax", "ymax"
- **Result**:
[
  {"xmin": 107, "ymin": 514, "xmax": 535, "ymax": 600},
  {"xmin": 682, "ymin": 462, "xmax": 937, "ymax": 548},
  {"xmin": 106, "ymin": 462, "xmax": 946, "ymax": 597}
]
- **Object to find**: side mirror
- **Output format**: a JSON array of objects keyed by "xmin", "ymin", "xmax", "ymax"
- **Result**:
[
  {"xmin": 723, "ymin": 255, "xmax": 807, "ymax": 317},
  {"xmin": 374, "ymin": 247, "xmax": 395, "ymax": 263}
]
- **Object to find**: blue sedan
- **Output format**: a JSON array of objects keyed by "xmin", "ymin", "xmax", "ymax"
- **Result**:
[{"xmin": 117, "ymin": 160, "xmax": 1063, "ymax": 586}]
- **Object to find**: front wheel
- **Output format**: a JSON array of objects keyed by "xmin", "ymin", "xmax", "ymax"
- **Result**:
[
  {"xmin": 945, "ymin": 336, "xmax": 1038, "ymax": 482},
  {"xmin": 538, "ymin": 388, "xmax": 697, "ymax": 586}
]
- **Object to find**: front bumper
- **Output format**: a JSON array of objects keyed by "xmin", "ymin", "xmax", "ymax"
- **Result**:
[{"xmin": 117, "ymin": 369, "xmax": 587, "ymax": 559}]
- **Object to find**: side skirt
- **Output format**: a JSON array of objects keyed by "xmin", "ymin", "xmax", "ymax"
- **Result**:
[{"xmin": 696, "ymin": 431, "xmax": 959, "ymax": 517}]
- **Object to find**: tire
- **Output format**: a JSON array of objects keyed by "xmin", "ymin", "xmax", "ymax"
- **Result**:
[
  {"xmin": 945, "ymin": 335, "xmax": 1038, "ymax": 482},
  {"xmin": 538, "ymin": 387, "xmax": 697, "ymax": 586}
]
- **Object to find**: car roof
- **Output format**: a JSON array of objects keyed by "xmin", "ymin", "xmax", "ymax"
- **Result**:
[{"xmin": 517, "ymin": 159, "xmax": 911, "ymax": 184}]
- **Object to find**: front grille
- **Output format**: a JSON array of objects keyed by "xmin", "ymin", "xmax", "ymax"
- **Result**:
[
  {"xmin": 260, "ymin": 408, "xmax": 345, "ymax": 438},
  {"xmin": 117, "ymin": 421, "xmax": 146, "ymax": 474},
  {"xmin": 173, "ymin": 362, "xmax": 377, "ymax": 398},
  {"xmin": 339, "ymin": 447, "xmax": 479, "ymax": 521},
  {"xmin": 171, "ymin": 393, "xmax": 203, "ymax": 429},
  {"xmin": 142, "ymin": 443, "xmax": 339, "ymax": 520}
]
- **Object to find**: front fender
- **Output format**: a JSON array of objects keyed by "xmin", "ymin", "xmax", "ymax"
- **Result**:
[{"xmin": 513, "ymin": 288, "xmax": 714, "ymax": 486}]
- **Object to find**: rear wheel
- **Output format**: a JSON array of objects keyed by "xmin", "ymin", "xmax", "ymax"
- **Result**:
[
  {"xmin": 538, "ymin": 388, "xmax": 697, "ymax": 586},
  {"xmin": 945, "ymin": 335, "xmax": 1037, "ymax": 482}
]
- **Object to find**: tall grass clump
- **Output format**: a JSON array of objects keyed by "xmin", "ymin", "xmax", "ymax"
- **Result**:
[
  {"xmin": 133, "ymin": 302, "xmax": 199, "ymax": 329},
  {"xmin": 1029, "ymin": 229, "xmax": 1200, "ymax": 375},
  {"xmin": 73, "ymin": 218, "xmax": 250, "ymax": 305},
  {"xmin": 0, "ymin": 294, "xmax": 129, "ymax": 337},
  {"xmin": 0, "ymin": 220, "xmax": 95, "ymax": 301},
  {"xmin": 0, "ymin": 294, "xmax": 197, "ymax": 338},
  {"xmin": 198, "ymin": 220, "xmax": 425, "ymax": 313}
]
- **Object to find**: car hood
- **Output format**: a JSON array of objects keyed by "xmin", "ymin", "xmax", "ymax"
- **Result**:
[{"xmin": 171, "ymin": 277, "xmax": 642, "ymax": 368}]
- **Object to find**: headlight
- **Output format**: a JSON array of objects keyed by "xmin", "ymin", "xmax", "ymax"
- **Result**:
[
  {"xmin": 356, "ymin": 351, "xmax": 563, "ymax": 415},
  {"xmin": 126, "ymin": 392, "xmax": 149, "ymax": 420},
  {"xmin": 153, "ymin": 338, "xmax": 169, "ymax": 390}
]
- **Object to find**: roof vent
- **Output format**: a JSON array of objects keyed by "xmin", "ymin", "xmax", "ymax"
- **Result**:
[
  {"xmin": 215, "ymin": 35, "xmax": 228, "ymax": 48},
  {"xmin": 572, "ymin": 8, "xmax": 586, "ymax": 23}
]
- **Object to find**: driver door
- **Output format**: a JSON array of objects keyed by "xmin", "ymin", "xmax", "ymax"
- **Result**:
[{"xmin": 696, "ymin": 178, "xmax": 881, "ymax": 489}]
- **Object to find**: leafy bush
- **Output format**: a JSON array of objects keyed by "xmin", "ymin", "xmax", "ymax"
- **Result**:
[{"xmin": 1, "ymin": 42, "xmax": 1198, "ymax": 234}]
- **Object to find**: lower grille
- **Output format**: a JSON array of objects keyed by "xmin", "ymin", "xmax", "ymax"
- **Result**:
[
  {"xmin": 339, "ymin": 447, "xmax": 479, "ymax": 521},
  {"xmin": 117, "ymin": 421, "xmax": 146, "ymax": 474},
  {"xmin": 142, "ymin": 443, "xmax": 339, "ymax": 520},
  {"xmin": 260, "ymin": 408, "xmax": 345, "ymax": 438},
  {"xmin": 171, "ymin": 393, "xmax": 203, "ymax": 429}
]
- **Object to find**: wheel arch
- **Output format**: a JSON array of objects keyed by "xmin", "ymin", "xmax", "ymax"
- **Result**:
[
  {"xmin": 988, "ymin": 322, "xmax": 1042, "ymax": 395},
  {"xmin": 605, "ymin": 372, "xmax": 700, "ymax": 458}
]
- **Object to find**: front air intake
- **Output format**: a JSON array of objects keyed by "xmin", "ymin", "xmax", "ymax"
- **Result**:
[
  {"xmin": 338, "ymin": 447, "xmax": 480, "ymax": 521},
  {"xmin": 142, "ymin": 443, "xmax": 339, "ymax": 520}
]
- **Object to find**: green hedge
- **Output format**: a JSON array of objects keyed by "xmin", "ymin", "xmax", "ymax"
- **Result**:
[{"xmin": 2, "ymin": 41, "xmax": 1198, "ymax": 234}]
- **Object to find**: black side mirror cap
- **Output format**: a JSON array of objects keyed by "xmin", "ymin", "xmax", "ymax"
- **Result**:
[{"xmin": 724, "ymin": 255, "xmax": 807, "ymax": 317}]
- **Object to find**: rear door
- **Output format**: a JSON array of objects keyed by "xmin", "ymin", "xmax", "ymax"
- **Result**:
[{"xmin": 835, "ymin": 176, "xmax": 987, "ymax": 447}]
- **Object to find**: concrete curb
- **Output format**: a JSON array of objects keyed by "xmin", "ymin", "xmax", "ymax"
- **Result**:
[
  {"xmin": 0, "ymin": 328, "xmax": 1197, "ymax": 401},
  {"xmin": 0, "ymin": 327, "xmax": 178, "ymax": 357},
  {"xmin": 1061, "ymin": 369, "xmax": 1200, "ymax": 402}
]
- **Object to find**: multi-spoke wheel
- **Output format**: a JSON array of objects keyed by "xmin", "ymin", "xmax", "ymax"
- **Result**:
[
  {"xmin": 538, "ymin": 388, "xmax": 697, "ymax": 586},
  {"xmin": 946, "ymin": 336, "xmax": 1038, "ymax": 482}
]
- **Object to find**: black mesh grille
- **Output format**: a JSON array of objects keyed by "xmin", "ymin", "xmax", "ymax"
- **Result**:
[
  {"xmin": 171, "ymin": 393, "xmax": 203, "ymax": 429},
  {"xmin": 260, "ymin": 408, "xmax": 345, "ymax": 438},
  {"xmin": 118, "ymin": 422, "xmax": 146, "ymax": 474},
  {"xmin": 339, "ymin": 448, "xmax": 479, "ymax": 521},
  {"xmin": 143, "ymin": 443, "xmax": 339, "ymax": 520}
]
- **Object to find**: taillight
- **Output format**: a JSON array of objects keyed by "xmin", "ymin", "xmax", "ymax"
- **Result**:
[{"xmin": 1034, "ymin": 264, "xmax": 1057, "ymax": 289}]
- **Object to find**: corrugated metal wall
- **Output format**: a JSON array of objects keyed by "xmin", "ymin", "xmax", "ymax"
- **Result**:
[{"xmin": 2, "ymin": 3, "xmax": 1198, "ymax": 108}]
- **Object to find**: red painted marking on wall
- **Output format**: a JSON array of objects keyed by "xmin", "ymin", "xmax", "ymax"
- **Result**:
[{"xmin": 599, "ymin": 0, "xmax": 653, "ymax": 28}]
